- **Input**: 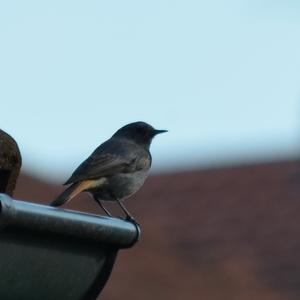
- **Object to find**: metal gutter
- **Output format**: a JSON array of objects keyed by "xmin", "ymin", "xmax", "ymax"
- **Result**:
[
  {"xmin": 0, "ymin": 194, "xmax": 140, "ymax": 248},
  {"xmin": 0, "ymin": 194, "xmax": 141, "ymax": 300}
]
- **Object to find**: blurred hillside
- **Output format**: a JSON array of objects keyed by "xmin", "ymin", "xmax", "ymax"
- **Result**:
[{"xmin": 14, "ymin": 159, "xmax": 300, "ymax": 300}]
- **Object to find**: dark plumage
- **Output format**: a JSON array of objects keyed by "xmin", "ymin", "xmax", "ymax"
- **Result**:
[{"xmin": 50, "ymin": 121, "xmax": 167, "ymax": 220}]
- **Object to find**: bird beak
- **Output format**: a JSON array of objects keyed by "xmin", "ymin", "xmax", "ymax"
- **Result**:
[{"xmin": 154, "ymin": 129, "xmax": 168, "ymax": 135}]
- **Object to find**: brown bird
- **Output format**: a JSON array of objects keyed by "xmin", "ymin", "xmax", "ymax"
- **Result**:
[{"xmin": 50, "ymin": 121, "xmax": 167, "ymax": 220}]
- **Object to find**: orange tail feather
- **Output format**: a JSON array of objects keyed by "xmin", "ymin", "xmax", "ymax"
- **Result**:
[{"xmin": 50, "ymin": 180, "xmax": 96, "ymax": 207}]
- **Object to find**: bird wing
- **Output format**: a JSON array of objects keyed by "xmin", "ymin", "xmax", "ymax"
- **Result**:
[
  {"xmin": 64, "ymin": 138, "xmax": 150, "ymax": 185},
  {"xmin": 64, "ymin": 153, "xmax": 133, "ymax": 184}
]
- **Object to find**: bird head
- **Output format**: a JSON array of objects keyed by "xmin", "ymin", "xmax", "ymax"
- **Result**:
[{"xmin": 112, "ymin": 121, "xmax": 167, "ymax": 148}]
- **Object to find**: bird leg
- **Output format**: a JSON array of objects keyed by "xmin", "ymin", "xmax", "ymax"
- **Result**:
[
  {"xmin": 95, "ymin": 198, "xmax": 112, "ymax": 217},
  {"xmin": 115, "ymin": 198, "xmax": 135, "ymax": 221}
]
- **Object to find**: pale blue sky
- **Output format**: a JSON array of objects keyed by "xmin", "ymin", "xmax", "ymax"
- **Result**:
[{"xmin": 1, "ymin": 1, "xmax": 300, "ymax": 182}]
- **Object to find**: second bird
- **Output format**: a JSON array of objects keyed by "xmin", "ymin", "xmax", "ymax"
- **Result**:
[{"xmin": 50, "ymin": 121, "xmax": 167, "ymax": 220}]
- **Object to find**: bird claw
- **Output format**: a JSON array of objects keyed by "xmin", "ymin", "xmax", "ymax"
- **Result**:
[{"xmin": 125, "ymin": 215, "xmax": 140, "ymax": 226}]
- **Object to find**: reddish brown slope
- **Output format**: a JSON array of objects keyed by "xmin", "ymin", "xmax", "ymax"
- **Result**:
[{"xmin": 14, "ymin": 160, "xmax": 300, "ymax": 300}]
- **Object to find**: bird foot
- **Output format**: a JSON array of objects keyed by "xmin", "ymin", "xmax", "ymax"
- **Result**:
[{"xmin": 125, "ymin": 215, "xmax": 140, "ymax": 226}]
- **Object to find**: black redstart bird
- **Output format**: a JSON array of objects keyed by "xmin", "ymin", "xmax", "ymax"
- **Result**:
[{"xmin": 50, "ymin": 121, "xmax": 167, "ymax": 220}]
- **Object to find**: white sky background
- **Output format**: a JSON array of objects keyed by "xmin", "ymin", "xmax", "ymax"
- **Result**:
[{"xmin": 0, "ymin": 0, "xmax": 300, "ymax": 182}]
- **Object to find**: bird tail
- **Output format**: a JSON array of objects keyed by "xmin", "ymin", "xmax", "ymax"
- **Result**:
[{"xmin": 50, "ymin": 181, "xmax": 89, "ymax": 207}]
